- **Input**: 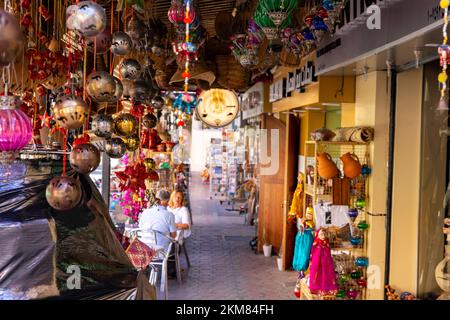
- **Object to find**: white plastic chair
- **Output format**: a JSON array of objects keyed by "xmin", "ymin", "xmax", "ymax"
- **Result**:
[{"xmin": 129, "ymin": 228, "xmax": 182, "ymax": 299}]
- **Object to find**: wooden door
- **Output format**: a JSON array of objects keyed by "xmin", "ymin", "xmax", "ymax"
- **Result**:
[
  {"xmin": 282, "ymin": 114, "xmax": 301, "ymax": 270},
  {"xmin": 258, "ymin": 115, "xmax": 286, "ymax": 254}
]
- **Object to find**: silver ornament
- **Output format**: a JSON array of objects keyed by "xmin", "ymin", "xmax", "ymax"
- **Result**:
[
  {"xmin": 46, "ymin": 176, "xmax": 82, "ymax": 211},
  {"xmin": 0, "ymin": 10, "xmax": 25, "ymax": 66},
  {"xmin": 129, "ymin": 79, "xmax": 152, "ymax": 102},
  {"xmin": 151, "ymin": 96, "xmax": 165, "ymax": 110},
  {"xmin": 105, "ymin": 138, "xmax": 127, "ymax": 159},
  {"xmin": 120, "ymin": 59, "xmax": 142, "ymax": 80},
  {"xmin": 69, "ymin": 143, "xmax": 101, "ymax": 174},
  {"xmin": 54, "ymin": 95, "xmax": 87, "ymax": 130},
  {"xmin": 92, "ymin": 114, "xmax": 114, "ymax": 138},
  {"xmin": 86, "ymin": 28, "xmax": 111, "ymax": 54},
  {"xmin": 143, "ymin": 113, "xmax": 158, "ymax": 129},
  {"xmin": 86, "ymin": 71, "xmax": 116, "ymax": 103},
  {"xmin": 71, "ymin": 1, "xmax": 107, "ymax": 37},
  {"xmin": 111, "ymin": 31, "xmax": 133, "ymax": 56}
]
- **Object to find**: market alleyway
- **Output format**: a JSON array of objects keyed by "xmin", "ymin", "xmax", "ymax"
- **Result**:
[{"xmin": 168, "ymin": 173, "xmax": 296, "ymax": 300}]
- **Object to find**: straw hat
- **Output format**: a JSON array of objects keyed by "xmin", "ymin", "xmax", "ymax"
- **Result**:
[{"xmin": 169, "ymin": 58, "xmax": 216, "ymax": 86}]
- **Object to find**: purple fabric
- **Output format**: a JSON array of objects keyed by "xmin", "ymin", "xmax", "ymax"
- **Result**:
[{"xmin": 309, "ymin": 230, "xmax": 337, "ymax": 295}]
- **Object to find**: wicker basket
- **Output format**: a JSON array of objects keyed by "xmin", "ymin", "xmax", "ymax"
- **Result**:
[
  {"xmin": 280, "ymin": 48, "xmax": 301, "ymax": 68},
  {"xmin": 215, "ymin": 55, "xmax": 249, "ymax": 91}
]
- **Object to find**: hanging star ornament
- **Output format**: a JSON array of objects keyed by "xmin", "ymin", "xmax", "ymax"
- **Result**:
[
  {"xmin": 39, "ymin": 111, "xmax": 54, "ymax": 129},
  {"xmin": 115, "ymin": 162, "xmax": 151, "ymax": 193}
]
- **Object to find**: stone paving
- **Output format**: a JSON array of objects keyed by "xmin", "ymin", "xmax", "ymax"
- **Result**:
[{"xmin": 168, "ymin": 174, "xmax": 297, "ymax": 300}]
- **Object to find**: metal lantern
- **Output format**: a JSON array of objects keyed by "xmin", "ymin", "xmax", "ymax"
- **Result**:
[
  {"xmin": 123, "ymin": 134, "xmax": 140, "ymax": 152},
  {"xmin": 92, "ymin": 114, "xmax": 114, "ymax": 138},
  {"xmin": 53, "ymin": 94, "xmax": 87, "ymax": 130},
  {"xmin": 46, "ymin": 176, "xmax": 82, "ymax": 211},
  {"xmin": 0, "ymin": 96, "xmax": 32, "ymax": 161},
  {"xmin": 143, "ymin": 158, "xmax": 156, "ymax": 171},
  {"xmin": 86, "ymin": 71, "xmax": 116, "ymax": 103},
  {"xmin": 119, "ymin": 59, "xmax": 142, "ymax": 80},
  {"xmin": 68, "ymin": 1, "xmax": 107, "ymax": 37},
  {"xmin": 0, "ymin": 10, "xmax": 25, "ymax": 66},
  {"xmin": 143, "ymin": 113, "xmax": 158, "ymax": 129},
  {"xmin": 69, "ymin": 143, "xmax": 101, "ymax": 174},
  {"xmin": 151, "ymin": 96, "xmax": 165, "ymax": 110},
  {"xmin": 114, "ymin": 113, "xmax": 137, "ymax": 137},
  {"xmin": 111, "ymin": 31, "xmax": 133, "ymax": 56},
  {"xmin": 86, "ymin": 28, "xmax": 112, "ymax": 54},
  {"xmin": 104, "ymin": 137, "xmax": 126, "ymax": 159},
  {"xmin": 129, "ymin": 79, "xmax": 153, "ymax": 102}
]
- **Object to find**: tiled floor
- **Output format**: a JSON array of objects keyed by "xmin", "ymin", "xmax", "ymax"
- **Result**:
[{"xmin": 167, "ymin": 173, "xmax": 297, "ymax": 300}]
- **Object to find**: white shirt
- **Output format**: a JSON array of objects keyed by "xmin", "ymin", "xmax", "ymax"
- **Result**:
[
  {"xmin": 168, "ymin": 206, "xmax": 192, "ymax": 240},
  {"xmin": 313, "ymin": 203, "xmax": 352, "ymax": 230},
  {"xmin": 138, "ymin": 205, "xmax": 177, "ymax": 250}
]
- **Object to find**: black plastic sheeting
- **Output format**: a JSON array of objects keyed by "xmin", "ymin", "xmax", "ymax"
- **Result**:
[{"xmin": 0, "ymin": 160, "xmax": 155, "ymax": 300}]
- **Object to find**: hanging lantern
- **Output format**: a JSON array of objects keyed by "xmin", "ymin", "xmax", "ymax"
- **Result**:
[
  {"xmin": 105, "ymin": 137, "xmax": 126, "ymax": 158},
  {"xmin": 196, "ymin": 89, "xmax": 240, "ymax": 128},
  {"xmin": 67, "ymin": 1, "xmax": 107, "ymax": 37},
  {"xmin": 69, "ymin": 143, "xmax": 101, "ymax": 174},
  {"xmin": 111, "ymin": 31, "xmax": 133, "ymax": 56},
  {"xmin": 114, "ymin": 113, "xmax": 137, "ymax": 137},
  {"xmin": 123, "ymin": 134, "xmax": 140, "ymax": 152},
  {"xmin": 46, "ymin": 176, "xmax": 82, "ymax": 211},
  {"xmin": 53, "ymin": 95, "xmax": 87, "ymax": 130},
  {"xmin": 0, "ymin": 96, "xmax": 32, "ymax": 162},
  {"xmin": 129, "ymin": 79, "xmax": 153, "ymax": 102},
  {"xmin": 120, "ymin": 59, "xmax": 142, "ymax": 80},
  {"xmin": 92, "ymin": 114, "xmax": 114, "ymax": 138},
  {"xmin": 151, "ymin": 96, "xmax": 165, "ymax": 110},
  {"xmin": 0, "ymin": 10, "xmax": 25, "ymax": 66},
  {"xmin": 86, "ymin": 71, "xmax": 117, "ymax": 103},
  {"xmin": 143, "ymin": 113, "xmax": 158, "ymax": 129}
]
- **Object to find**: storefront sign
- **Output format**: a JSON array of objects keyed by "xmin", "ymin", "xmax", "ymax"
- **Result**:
[
  {"xmin": 269, "ymin": 79, "xmax": 287, "ymax": 103},
  {"xmin": 272, "ymin": 61, "xmax": 317, "ymax": 101},
  {"xmin": 242, "ymin": 82, "xmax": 269, "ymax": 120},
  {"xmin": 316, "ymin": 0, "xmax": 444, "ymax": 75}
]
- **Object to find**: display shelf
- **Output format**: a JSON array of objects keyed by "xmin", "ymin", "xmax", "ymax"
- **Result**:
[{"xmin": 299, "ymin": 140, "xmax": 372, "ymax": 301}]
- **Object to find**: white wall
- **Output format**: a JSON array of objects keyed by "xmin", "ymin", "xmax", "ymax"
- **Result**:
[{"xmin": 190, "ymin": 118, "xmax": 222, "ymax": 172}]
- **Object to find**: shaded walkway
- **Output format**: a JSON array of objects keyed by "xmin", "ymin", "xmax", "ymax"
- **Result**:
[{"xmin": 168, "ymin": 173, "xmax": 296, "ymax": 300}]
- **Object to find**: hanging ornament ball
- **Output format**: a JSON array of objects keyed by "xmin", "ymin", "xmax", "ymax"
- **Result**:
[
  {"xmin": 104, "ymin": 137, "xmax": 127, "ymax": 158},
  {"xmin": 351, "ymin": 270, "xmax": 362, "ymax": 280},
  {"xmin": 336, "ymin": 289, "xmax": 346, "ymax": 299},
  {"xmin": 69, "ymin": 143, "xmax": 101, "ymax": 174},
  {"xmin": 86, "ymin": 71, "xmax": 117, "ymax": 103},
  {"xmin": 92, "ymin": 114, "xmax": 114, "ymax": 138},
  {"xmin": 346, "ymin": 289, "xmax": 359, "ymax": 300},
  {"xmin": 46, "ymin": 176, "xmax": 82, "ymax": 211},
  {"xmin": 357, "ymin": 279, "xmax": 368, "ymax": 288},
  {"xmin": 69, "ymin": 1, "xmax": 107, "ymax": 37},
  {"xmin": 129, "ymin": 79, "xmax": 153, "ymax": 102},
  {"xmin": 53, "ymin": 94, "xmax": 87, "ymax": 130},
  {"xmin": 114, "ymin": 113, "xmax": 137, "ymax": 137},
  {"xmin": 355, "ymin": 257, "xmax": 369, "ymax": 267},
  {"xmin": 86, "ymin": 28, "xmax": 112, "ymax": 54},
  {"xmin": 143, "ymin": 158, "xmax": 156, "ymax": 171},
  {"xmin": 361, "ymin": 164, "xmax": 372, "ymax": 176},
  {"xmin": 143, "ymin": 113, "xmax": 158, "ymax": 129},
  {"xmin": 120, "ymin": 59, "xmax": 142, "ymax": 80},
  {"xmin": 439, "ymin": 72, "xmax": 448, "ymax": 84},
  {"xmin": 123, "ymin": 134, "xmax": 140, "ymax": 152},
  {"xmin": 151, "ymin": 96, "xmax": 165, "ymax": 110},
  {"xmin": 350, "ymin": 237, "xmax": 362, "ymax": 246},
  {"xmin": 357, "ymin": 220, "xmax": 370, "ymax": 230},
  {"xmin": 0, "ymin": 10, "xmax": 25, "ymax": 67},
  {"xmin": 111, "ymin": 31, "xmax": 133, "ymax": 56},
  {"xmin": 355, "ymin": 198, "xmax": 366, "ymax": 209},
  {"xmin": 441, "ymin": 0, "xmax": 450, "ymax": 9}
]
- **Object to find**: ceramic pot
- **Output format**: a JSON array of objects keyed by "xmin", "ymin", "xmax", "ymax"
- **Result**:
[
  {"xmin": 316, "ymin": 152, "xmax": 339, "ymax": 179},
  {"xmin": 263, "ymin": 244, "xmax": 272, "ymax": 257},
  {"xmin": 341, "ymin": 152, "xmax": 362, "ymax": 179}
]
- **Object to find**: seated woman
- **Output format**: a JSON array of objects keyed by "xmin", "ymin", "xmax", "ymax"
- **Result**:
[{"xmin": 168, "ymin": 190, "xmax": 191, "ymax": 243}]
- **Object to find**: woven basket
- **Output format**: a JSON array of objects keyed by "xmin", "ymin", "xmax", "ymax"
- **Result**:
[
  {"xmin": 280, "ymin": 48, "xmax": 301, "ymax": 68},
  {"xmin": 215, "ymin": 55, "xmax": 249, "ymax": 91}
]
